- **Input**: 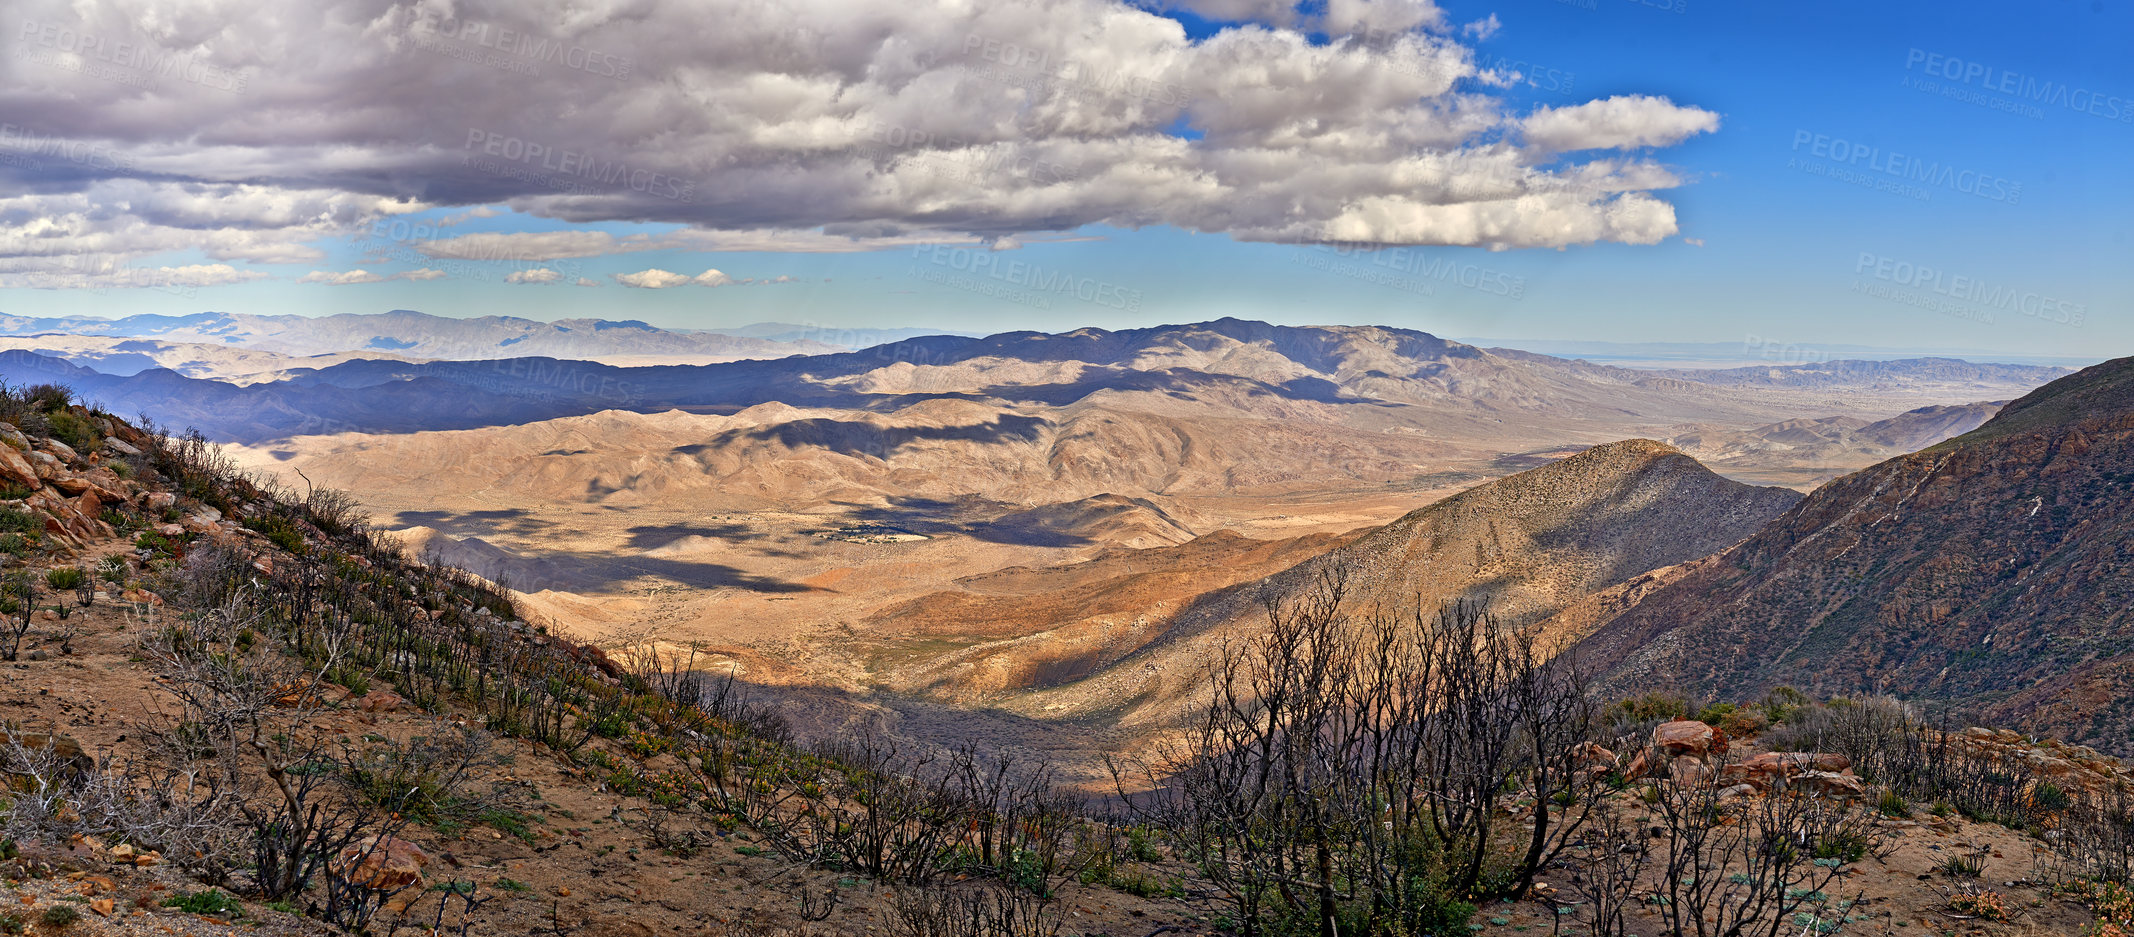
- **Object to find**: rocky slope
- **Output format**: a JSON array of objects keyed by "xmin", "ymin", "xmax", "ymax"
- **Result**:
[
  {"xmin": 1573, "ymin": 356, "xmax": 2134, "ymax": 755},
  {"xmin": 907, "ymin": 440, "xmax": 1801, "ymax": 722}
]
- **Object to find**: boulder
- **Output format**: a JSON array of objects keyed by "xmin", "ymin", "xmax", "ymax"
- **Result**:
[
  {"xmin": 102, "ymin": 438, "xmax": 141, "ymax": 458},
  {"xmin": 1791, "ymin": 771, "xmax": 1865, "ymax": 798},
  {"xmin": 1571, "ymin": 741, "xmax": 1618, "ymax": 779},
  {"xmin": 1738, "ymin": 751, "xmax": 1850, "ymax": 784},
  {"xmin": 1669, "ymin": 755, "xmax": 1707, "ymax": 786},
  {"xmin": 1715, "ymin": 782, "xmax": 1760, "ymax": 805},
  {"xmin": 25, "ymin": 450, "xmax": 62, "ymax": 479},
  {"xmin": 143, "ymin": 491, "xmax": 177, "ymax": 511},
  {"xmin": 331, "ymin": 836, "xmax": 431, "ymax": 892},
  {"xmin": 41, "ymin": 439, "xmax": 77, "ymax": 463},
  {"xmin": 1653, "ymin": 720, "xmax": 1717, "ymax": 757},
  {"xmin": 357, "ymin": 690, "xmax": 408, "ymax": 713},
  {"xmin": 0, "ymin": 446, "xmax": 41, "ymax": 490},
  {"xmin": 0, "ymin": 423, "xmax": 27, "ymax": 450}
]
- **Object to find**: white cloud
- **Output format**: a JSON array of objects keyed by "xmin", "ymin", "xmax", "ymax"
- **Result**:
[
  {"xmin": 0, "ymin": 262, "xmax": 269, "ymax": 290},
  {"xmin": 574, "ymin": 277, "xmax": 600, "ymax": 287},
  {"xmin": 613, "ymin": 268, "xmax": 696, "ymax": 289},
  {"xmin": 694, "ymin": 269, "xmax": 734, "ymax": 287},
  {"xmin": 1522, "ymin": 95, "xmax": 1721, "ymax": 153},
  {"xmin": 296, "ymin": 267, "xmax": 443, "ymax": 285},
  {"xmin": 298, "ymin": 269, "xmax": 386, "ymax": 285},
  {"xmin": 505, "ymin": 267, "xmax": 564, "ymax": 284},
  {"xmin": 0, "ymin": 0, "xmax": 1724, "ymax": 280}
]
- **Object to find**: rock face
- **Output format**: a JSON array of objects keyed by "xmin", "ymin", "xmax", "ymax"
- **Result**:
[{"xmin": 1574, "ymin": 356, "xmax": 2134, "ymax": 756}]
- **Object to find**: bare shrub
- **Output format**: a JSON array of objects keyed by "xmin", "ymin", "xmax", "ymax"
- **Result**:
[
  {"xmin": 1123, "ymin": 566, "xmax": 1601, "ymax": 937},
  {"xmin": 881, "ymin": 883, "xmax": 1062, "ymax": 937},
  {"xmin": 136, "ymin": 590, "xmax": 388, "ymax": 901},
  {"xmin": 1646, "ymin": 751, "xmax": 1885, "ymax": 937}
]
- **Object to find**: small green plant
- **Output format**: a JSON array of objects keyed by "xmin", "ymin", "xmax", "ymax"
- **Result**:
[
  {"xmin": 2031, "ymin": 781, "xmax": 2070, "ymax": 813},
  {"xmin": 42, "ymin": 566, "xmax": 82, "ymax": 592},
  {"xmin": 39, "ymin": 905, "xmax": 80, "ymax": 929},
  {"xmin": 97, "ymin": 555, "xmax": 127, "ymax": 584},
  {"xmin": 1939, "ymin": 854, "xmax": 1983, "ymax": 878},
  {"xmin": 0, "ymin": 912, "xmax": 21, "ymax": 936},
  {"xmin": 493, "ymin": 877, "xmax": 531, "ymax": 893},
  {"xmin": 1876, "ymin": 789, "xmax": 1911, "ymax": 819},
  {"xmin": 161, "ymin": 889, "xmax": 245, "ymax": 916},
  {"xmin": 264, "ymin": 899, "xmax": 299, "ymax": 915}
]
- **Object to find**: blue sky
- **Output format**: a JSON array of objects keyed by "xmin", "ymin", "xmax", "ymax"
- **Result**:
[{"xmin": 1, "ymin": 0, "xmax": 2125, "ymax": 358}]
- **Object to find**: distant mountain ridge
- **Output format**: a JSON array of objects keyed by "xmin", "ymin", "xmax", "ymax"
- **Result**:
[
  {"xmin": 0, "ymin": 318, "xmax": 2069, "ymax": 445},
  {"xmin": 1571, "ymin": 356, "xmax": 2134, "ymax": 755},
  {"xmin": 0, "ymin": 310, "xmax": 843, "ymax": 362}
]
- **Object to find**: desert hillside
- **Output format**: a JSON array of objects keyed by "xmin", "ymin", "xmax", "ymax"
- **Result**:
[{"xmin": 1574, "ymin": 356, "xmax": 2134, "ymax": 755}]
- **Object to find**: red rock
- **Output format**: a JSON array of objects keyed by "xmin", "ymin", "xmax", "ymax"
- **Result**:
[
  {"xmin": 1669, "ymin": 755, "xmax": 1707, "ymax": 786},
  {"xmin": 1623, "ymin": 749, "xmax": 1652, "ymax": 780},
  {"xmin": 1791, "ymin": 771, "xmax": 1865, "ymax": 798},
  {"xmin": 357, "ymin": 690, "xmax": 407, "ymax": 713},
  {"xmin": 331, "ymin": 836, "xmax": 431, "ymax": 891},
  {"xmin": 0, "ymin": 446, "xmax": 41, "ymax": 491},
  {"xmin": 1653, "ymin": 720, "xmax": 1716, "ymax": 757}
]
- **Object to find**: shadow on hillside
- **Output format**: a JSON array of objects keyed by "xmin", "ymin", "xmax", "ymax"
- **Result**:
[
  {"xmin": 390, "ymin": 508, "xmax": 559, "ymax": 538},
  {"xmin": 683, "ymin": 414, "xmax": 1050, "ymax": 460},
  {"xmin": 822, "ymin": 496, "xmax": 1112, "ymax": 548},
  {"xmin": 623, "ymin": 522, "xmax": 770, "ymax": 549}
]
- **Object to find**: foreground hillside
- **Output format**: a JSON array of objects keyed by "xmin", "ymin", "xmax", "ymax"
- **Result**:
[{"xmin": 1575, "ymin": 356, "xmax": 2134, "ymax": 755}]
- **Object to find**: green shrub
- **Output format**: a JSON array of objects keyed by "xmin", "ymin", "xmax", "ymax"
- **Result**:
[
  {"xmin": 1877, "ymin": 790, "xmax": 1911, "ymax": 819},
  {"xmin": 43, "ymin": 566, "xmax": 82, "ymax": 591},
  {"xmin": 1695, "ymin": 702, "xmax": 1738, "ymax": 725},
  {"xmin": 0, "ymin": 911, "xmax": 21, "ymax": 935},
  {"xmin": 1760, "ymin": 686, "xmax": 1811, "ymax": 723},
  {"xmin": 2031, "ymin": 781, "xmax": 2070, "ymax": 813},
  {"xmin": 39, "ymin": 905, "xmax": 79, "ymax": 928},
  {"xmin": 43, "ymin": 409, "xmax": 98, "ymax": 453},
  {"xmin": 0, "ymin": 507, "xmax": 39, "ymax": 534},
  {"xmin": 161, "ymin": 889, "xmax": 245, "ymax": 916},
  {"xmin": 1604, "ymin": 691, "xmax": 1690, "ymax": 725}
]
